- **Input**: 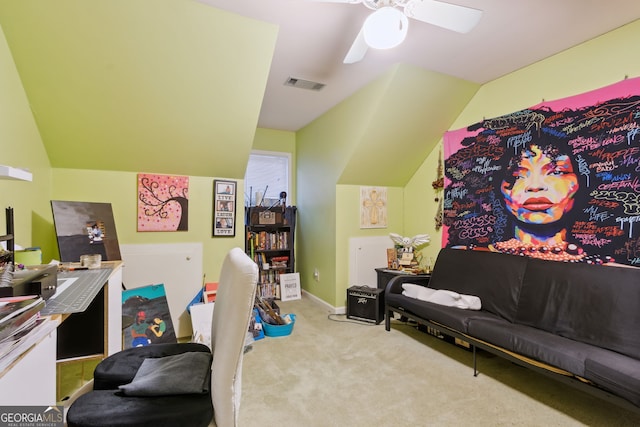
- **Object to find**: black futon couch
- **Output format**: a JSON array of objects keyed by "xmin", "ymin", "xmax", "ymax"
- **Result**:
[{"xmin": 385, "ymin": 247, "xmax": 640, "ymax": 413}]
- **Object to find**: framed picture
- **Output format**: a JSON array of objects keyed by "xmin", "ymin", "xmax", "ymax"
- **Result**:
[
  {"xmin": 360, "ymin": 186, "xmax": 387, "ymax": 229},
  {"xmin": 213, "ymin": 180, "xmax": 237, "ymax": 237},
  {"xmin": 137, "ymin": 173, "xmax": 189, "ymax": 232},
  {"xmin": 280, "ymin": 272, "xmax": 302, "ymax": 302}
]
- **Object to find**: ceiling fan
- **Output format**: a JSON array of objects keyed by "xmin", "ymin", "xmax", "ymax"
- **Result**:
[{"xmin": 316, "ymin": 0, "xmax": 483, "ymax": 64}]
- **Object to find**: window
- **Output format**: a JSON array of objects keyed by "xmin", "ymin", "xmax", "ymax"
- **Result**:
[{"xmin": 244, "ymin": 151, "xmax": 291, "ymax": 207}]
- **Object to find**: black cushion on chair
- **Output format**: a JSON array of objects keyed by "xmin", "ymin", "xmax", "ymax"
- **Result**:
[
  {"xmin": 66, "ymin": 389, "xmax": 213, "ymax": 427},
  {"xmin": 118, "ymin": 352, "xmax": 213, "ymax": 396},
  {"xmin": 93, "ymin": 343, "xmax": 210, "ymax": 390},
  {"xmin": 68, "ymin": 343, "xmax": 214, "ymax": 427}
]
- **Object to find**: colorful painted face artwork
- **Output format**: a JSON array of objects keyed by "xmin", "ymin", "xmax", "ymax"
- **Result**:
[
  {"xmin": 500, "ymin": 145, "xmax": 579, "ymax": 225},
  {"xmin": 442, "ymin": 78, "xmax": 640, "ymax": 267}
]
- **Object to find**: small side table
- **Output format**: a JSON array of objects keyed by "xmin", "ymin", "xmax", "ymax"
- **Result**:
[
  {"xmin": 375, "ymin": 268, "xmax": 431, "ymax": 322},
  {"xmin": 375, "ymin": 268, "xmax": 430, "ymax": 291}
]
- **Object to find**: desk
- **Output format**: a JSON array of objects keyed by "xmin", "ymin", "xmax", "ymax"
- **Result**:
[{"xmin": 0, "ymin": 262, "xmax": 122, "ymax": 405}]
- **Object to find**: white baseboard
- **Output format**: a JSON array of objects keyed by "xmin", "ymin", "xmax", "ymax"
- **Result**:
[{"xmin": 302, "ymin": 290, "xmax": 345, "ymax": 314}]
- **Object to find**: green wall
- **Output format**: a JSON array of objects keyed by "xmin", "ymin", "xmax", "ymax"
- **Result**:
[
  {"xmin": 0, "ymin": 15, "xmax": 295, "ymax": 283},
  {"xmin": 296, "ymin": 64, "xmax": 476, "ymax": 307},
  {"xmin": 335, "ymin": 185, "xmax": 404, "ymax": 306},
  {"xmin": 403, "ymin": 147, "xmax": 443, "ymax": 263},
  {"xmin": 0, "ymin": 24, "xmax": 54, "ymax": 258},
  {"xmin": 48, "ymin": 128, "xmax": 297, "ymax": 283},
  {"xmin": 0, "ymin": 0, "xmax": 277, "ymax": 179},
  {"xmin": 0, "ymin": 29, "xmax": 297, "ymax": 288},
  {"xmin": 50, "ymin": 168, "xmax": 244, "ymax": 282},
  {"xmin": 404, "ymin": 19, "xmax": 640, "ymax": 257},
  {"xmin": 296, "ymin": 68, "xmax": 393, "ymax": 306}
]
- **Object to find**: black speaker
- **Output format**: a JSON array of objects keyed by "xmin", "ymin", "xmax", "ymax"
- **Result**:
[{"xmin": 347, "ymin": 286, "xmax": 384, "ymax": 324}]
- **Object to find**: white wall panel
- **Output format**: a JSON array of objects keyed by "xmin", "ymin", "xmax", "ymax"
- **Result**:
[{"xmin": 120, "ymin": 243, "xmax": 203, "ymax": 338}]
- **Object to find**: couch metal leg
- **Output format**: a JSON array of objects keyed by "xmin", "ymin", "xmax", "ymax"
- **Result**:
[{"xmin": 473, "ymin": 345, "xmax": 478, "ymax": 377}]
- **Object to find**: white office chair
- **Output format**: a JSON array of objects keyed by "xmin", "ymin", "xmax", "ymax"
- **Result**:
[{"xmin": 67, "ymin": 247, "xmax": 258, "ymax": 427}]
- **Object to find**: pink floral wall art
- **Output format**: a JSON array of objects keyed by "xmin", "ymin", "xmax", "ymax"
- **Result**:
[{"xmin": 137, "ymin": 173, "xmax": 189, "ymax": 232}]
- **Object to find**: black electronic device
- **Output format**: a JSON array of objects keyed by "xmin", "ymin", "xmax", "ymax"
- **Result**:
[
  {"xmin": 0, "ymin": 263, "xmax": 57, "ymax": 300},
  {"xmin": 346, "ymin": 285, "xmax": 384, "ymax": 324}
]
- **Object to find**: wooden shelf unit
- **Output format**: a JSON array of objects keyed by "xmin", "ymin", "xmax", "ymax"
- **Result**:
[{"xmin": 245, "ymin": 206, "xmax": 296, "ymax": 299}]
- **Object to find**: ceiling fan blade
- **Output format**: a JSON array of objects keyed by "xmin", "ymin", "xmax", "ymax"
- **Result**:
[
  {"xmin": 404, "ymin": 0, "xmax": 482, "ymax": 34},
  {"xmin": 308, "ymin": 0, "xmax": 362, "ymax": 3},
  {"xmin": 343, "ymin": 28, "xmax": 368, "ymax": 64}
]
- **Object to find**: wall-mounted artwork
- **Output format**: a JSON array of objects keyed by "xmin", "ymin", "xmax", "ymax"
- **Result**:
[
  {"xmin": 137, "ymin": 173, "xmax": 189, "ymax": 232},
  {"xmin": 213, "ymin": 180, "xmax": 237, "ymax": 237},
  {"xmin": 360, "ymin": 186, "xmax": 387, "ymax": 229},
  {"xmin": 51, "ymin": 200, "xmax": 122, "ymax": 262},
  {"xmin": 442, "ymin": 77, "xmax": 640, "ymax": 267}
]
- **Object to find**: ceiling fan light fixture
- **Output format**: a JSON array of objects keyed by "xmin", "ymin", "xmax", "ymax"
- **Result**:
[{"xmin": 363, "ymin": 7, "xmax": 409, "ymax": 50}]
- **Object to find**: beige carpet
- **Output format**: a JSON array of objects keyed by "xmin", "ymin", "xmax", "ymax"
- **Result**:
[{"xmin": 239, "ymin": 295, "xmax": 640, "ymax": 427}]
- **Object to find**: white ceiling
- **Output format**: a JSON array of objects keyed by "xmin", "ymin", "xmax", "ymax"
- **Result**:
[{"xmin": 198, "ymin": 0, "xmax": 640, "ymax": 132}]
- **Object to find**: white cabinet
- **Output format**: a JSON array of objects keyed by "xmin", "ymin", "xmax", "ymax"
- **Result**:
[
  {"xmin": 0, "ymin": 262, "xmax": 122, "ymax": 405},
  {"xmin": 0, "ymin": 318, "xmax": 59, "ymax": 405}
]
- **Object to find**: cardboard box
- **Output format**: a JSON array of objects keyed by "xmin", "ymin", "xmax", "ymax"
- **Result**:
[
  {"xmin": 248, "ymin": 207, "xmax": 284, "ymax": 226},
  {"xmin": 204, "ymin": 282, "xmax": 218, "ymax": 303}
]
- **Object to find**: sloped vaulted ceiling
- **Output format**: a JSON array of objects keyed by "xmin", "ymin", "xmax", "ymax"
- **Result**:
[
  {"xmin": 0, "ymin": 0, "xmax": 278, "ymax": 178},
  {"xmin": 337, "ymin": 64, "xmax": 479, "ymax": 187}
]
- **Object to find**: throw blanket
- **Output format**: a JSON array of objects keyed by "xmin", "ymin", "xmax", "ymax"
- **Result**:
[
  {"xmin": 402, "ymin": 283, "xmax": 481, "ymax": 310},
  {"xmin": 119, "ymin": 351, "xmax": 212, "ymax": 396}
]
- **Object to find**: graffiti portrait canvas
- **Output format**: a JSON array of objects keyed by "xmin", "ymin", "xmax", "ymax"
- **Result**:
[
  {"xmin": 137, "ymin": 173, "xmax": 189, "ymax": 232},
  {"xmin": 442, "ymin": 78, "xmax": 640, "ymax": 268}
]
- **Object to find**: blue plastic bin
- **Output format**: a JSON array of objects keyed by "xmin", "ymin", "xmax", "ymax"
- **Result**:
[{"xmin": 262, "ymin": 314, "xmax": 296, "ymax": 337}]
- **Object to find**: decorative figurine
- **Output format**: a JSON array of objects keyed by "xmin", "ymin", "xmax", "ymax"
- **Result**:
[{"xmin": 389, "ymin": 233, "xmax": 431, "ymax": 253}]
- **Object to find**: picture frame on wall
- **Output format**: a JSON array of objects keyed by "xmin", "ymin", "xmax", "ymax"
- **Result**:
[
  {"xmin": 137, "ymin": 173, "xmax": 189, "ymax": 232},
  {"xmin": 360, "ymin": 186, "xmax": 388, "ymax": 229},
  {"xmin": 213, "ymin": 180, "xmax": 237, "ymax": 237}
]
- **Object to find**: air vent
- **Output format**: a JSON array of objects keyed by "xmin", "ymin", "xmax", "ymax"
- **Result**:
[{"xmin": 284, "ymin": 77, "xmax": 325, "ymax": 91}]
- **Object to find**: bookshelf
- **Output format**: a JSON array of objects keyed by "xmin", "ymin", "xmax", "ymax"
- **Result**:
[
  {"xmin": 245, "ymin": 206, "xmax": 296, "ymax": 299},
  {"xmin": 0, "ymin": 207, "xmax": 15, "ymax": 266}
]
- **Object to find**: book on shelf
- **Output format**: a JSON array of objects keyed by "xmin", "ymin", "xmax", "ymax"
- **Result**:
[
  {"xmin": 270, "ymin": 256, "xmax": 289, "ymax": 269},
  {"xmin": 387, "ymin": 248, "xmax": 398, "ymax": 269},
  {"xmin": 257, "ymin": 281, "xmax": 280, "ymax": 300},
  {"xmin": 249, "ymin": 230, "xmax": 290, "ymax": 251}
]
